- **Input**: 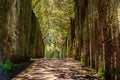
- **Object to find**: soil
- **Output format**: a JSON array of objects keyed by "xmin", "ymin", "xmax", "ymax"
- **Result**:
[{"xmin": 8, "ymin": 58, "xmax": 103, "ymax": 80}]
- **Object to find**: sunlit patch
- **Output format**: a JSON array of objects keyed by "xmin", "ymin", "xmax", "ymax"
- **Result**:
[
  {"xmin": 12, "ymin": 59, "xmax": 103, "ymax": 80},
  {"xmin": 32, "ymin": 0, "xmax": 74, "ymax": 58}
]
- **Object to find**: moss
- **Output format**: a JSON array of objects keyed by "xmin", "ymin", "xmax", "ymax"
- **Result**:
[
  {"xmin": 29, "ymin": 11, "xmax": 45, "ymax": 58},
  {"xmin": 90, "ymin": 68, "xmax": 105, "ymax": 78},
  {"xmin": 81, "ymin": 58, "xmax": 85, "ymax": 64},
  {"xmin": 98, "ymin": 70, "xmax": 105, "ymax": 78},
  {"xmin": 90, "ymin": 68, "xmax": 97, "ymax": 73}
]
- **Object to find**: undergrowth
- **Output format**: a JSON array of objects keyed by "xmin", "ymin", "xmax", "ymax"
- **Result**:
[
  {"xmin": 90, "ymin": 68, "xmax": 105, "ymax": 78},
  {"xmin": 98, "ymin": 70, "xmax": 105, "ymax": 78},
  {"xmin": 0, "ymin": 60, "xmax": 19, "ymax": 74}
]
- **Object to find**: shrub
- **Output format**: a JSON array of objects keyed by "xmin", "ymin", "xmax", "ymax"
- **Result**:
[
  {"xmin": 0, "ymin": 60, "xmax": 18, "ymax": 74},
  {"xmin": 98, "ymin": 70, "xmax": 105, "ymax": 78}
]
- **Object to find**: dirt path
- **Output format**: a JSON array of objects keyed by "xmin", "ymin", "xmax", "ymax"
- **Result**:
[{"xmin": 12, "ymin": 58, "xmax": 103, "ymax": 80}]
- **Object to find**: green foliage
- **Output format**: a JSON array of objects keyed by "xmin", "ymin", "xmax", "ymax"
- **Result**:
[
  {"xmin": 98, "ymin": 70, "xmax": 105, "ymax": 78},
  {"xmin": 32, "ymin": 0, "xmax": 74, "ymax": 55},
  {"xmin": 0, "ymin": 60, "xmax": 19, "ymax": 74},
  {"xmin": 90, "ymin": 68, "xmax": 105, "ymax": 78},
  {"xmin": 90, "ymin": 68, "xmax": 97, "ymax": 73},
  {"xmin": 45, "ymin": 50, "xmax": 61, "ymax": 58},
  {"xmin": 81, "ymin": 58, "xmax": 85, "ymax": 64}
]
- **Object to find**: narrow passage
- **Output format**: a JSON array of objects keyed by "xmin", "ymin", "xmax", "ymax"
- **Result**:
[{"xmin": 12, "ymin": 59, "xmax": 102, "ymax": 80}]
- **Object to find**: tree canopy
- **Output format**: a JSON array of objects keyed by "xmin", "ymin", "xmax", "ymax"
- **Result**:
[{"xmin": 32, "ymin": 0, "xmax": 74, "ymax": 57}]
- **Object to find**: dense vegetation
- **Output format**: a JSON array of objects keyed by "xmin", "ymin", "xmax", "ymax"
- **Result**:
[
  {"xmin": 32, "ymin": 0, "xmax": 74, "ymax": 58},
  {"xmin": 65, "ymin": 0, "xmax": 120, "ymax": 79},
  {"xmin": 0, "ymin": 0, "xmax": 120, "ymax": 80}
]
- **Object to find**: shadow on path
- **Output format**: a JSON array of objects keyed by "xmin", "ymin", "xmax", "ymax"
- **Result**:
[
  {"xmin": 10, "ymin": 60, "xmax": 34, "ymax": 79},
  {"xmin": 12, "ymin": 58, "xmax": 103, "ymax": 80}
]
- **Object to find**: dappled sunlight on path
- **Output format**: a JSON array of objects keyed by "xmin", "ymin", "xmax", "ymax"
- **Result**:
[{"xmin": 12, "ymin": 59, "xmax": 103, "ymax": 80}]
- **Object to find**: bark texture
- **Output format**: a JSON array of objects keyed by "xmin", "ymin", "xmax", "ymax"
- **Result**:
[
  {"xmin": 67, "ymin": 0, "xmax": 120, "ymax": 79},
  {"xmin": 0, "ymin": 0, "xmax": 45, "ymax": 63}
]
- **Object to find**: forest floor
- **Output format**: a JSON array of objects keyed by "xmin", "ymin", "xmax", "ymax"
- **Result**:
[{"xmin": 10, "ymin": 58, "xmax": 103, "ymax": 80}]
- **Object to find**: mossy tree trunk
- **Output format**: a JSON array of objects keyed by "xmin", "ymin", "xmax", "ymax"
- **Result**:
[
  {"xmin": 0, "ymin": 0, "xmax": 32, "ymax": 63},
  {"xmin": 30, "ymin": 12, "xmax": 45, "ymax": 58}
]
